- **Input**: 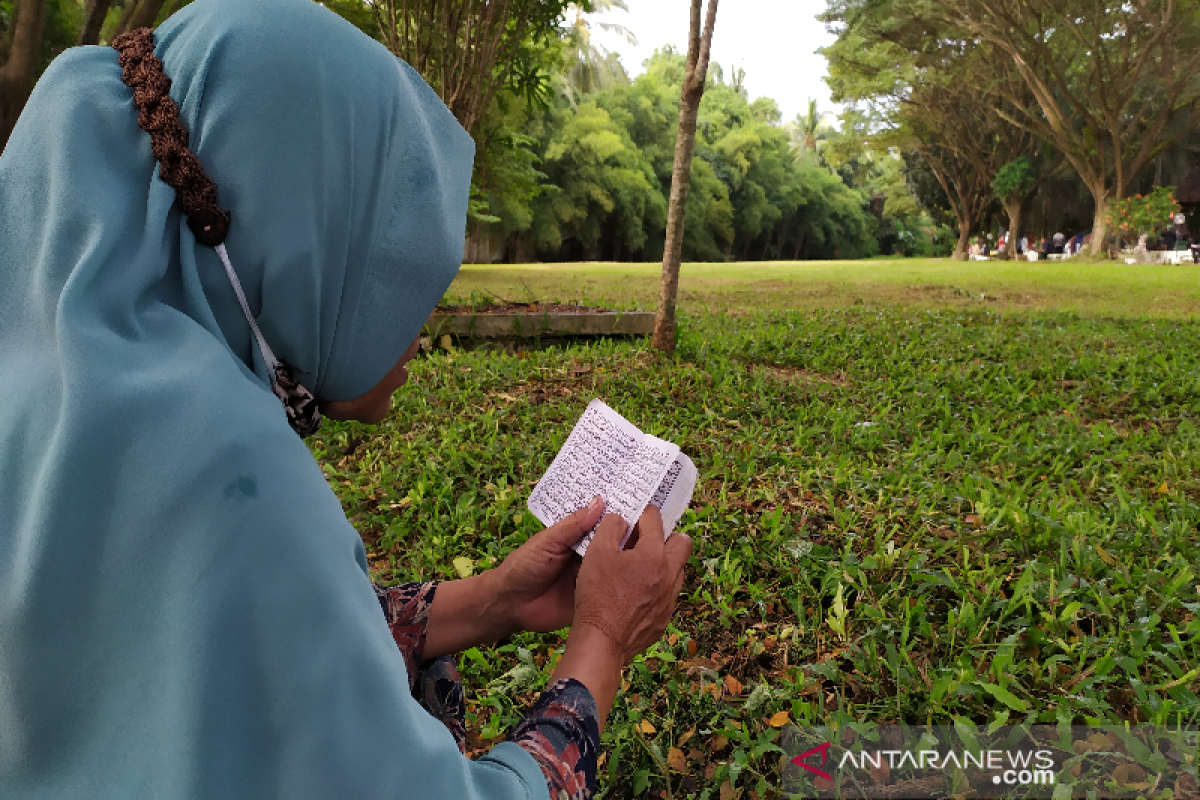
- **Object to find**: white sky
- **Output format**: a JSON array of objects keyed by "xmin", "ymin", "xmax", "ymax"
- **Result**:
[{"xmin": 588, "ymin": 0, "xmax": 839, "ymax": 125}]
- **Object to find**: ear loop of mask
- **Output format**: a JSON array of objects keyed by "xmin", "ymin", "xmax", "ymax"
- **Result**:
[
  {"xmin": 112, "ymin": 27, "xmax": 321, "ymax": 437},
  {"xmin": 212, "ymin": 241, "xmax": 322, "ymax": 437},
  {"xmin": 215, "ymin": 243, "xmax": 279, "ymax": 375}
]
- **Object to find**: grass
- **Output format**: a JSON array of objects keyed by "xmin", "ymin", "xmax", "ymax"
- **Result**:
[
  {"xmin": 447, "ymin": 257, "xmax": 1200, "ymax": 319},
  {"xmin": 308, "ymin": 259, "xmax": 1200, "ymax": 799}
]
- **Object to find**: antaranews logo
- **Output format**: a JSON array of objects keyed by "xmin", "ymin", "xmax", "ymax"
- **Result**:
[
  {"xmin": 779, "ymin": 724, "xmax": 1197, "ymax": 799},
  {"xmin": 789, "ymin": 738, "xmax": 1054, "ymax": 791},
  {"xmin": 791, "ymin": 742, "xmax": 833, "ymax": 781}
]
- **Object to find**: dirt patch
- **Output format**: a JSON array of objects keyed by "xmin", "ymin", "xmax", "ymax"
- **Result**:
[{"xmin": 746, "ymin": 363, "xmax": 852, "ymax": 387}]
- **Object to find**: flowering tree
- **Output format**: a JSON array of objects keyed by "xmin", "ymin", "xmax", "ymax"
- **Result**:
[{"xmin": 1105, "ymin": 187, "xmax": 1181, "ymax": 243}]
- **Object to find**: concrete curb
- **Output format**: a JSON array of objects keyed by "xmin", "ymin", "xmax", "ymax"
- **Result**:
[{"xmin": 424, "ymin": 310, "xmax": 655, "ymax": 339}]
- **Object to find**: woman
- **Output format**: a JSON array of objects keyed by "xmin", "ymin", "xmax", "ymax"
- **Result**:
[{"xmin": 0, "ymin": 0, "xmax": 691, "ymax": 797}]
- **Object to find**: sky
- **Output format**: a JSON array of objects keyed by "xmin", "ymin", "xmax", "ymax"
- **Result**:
[{"xmin": 588, "ymin": 0, "xmax": 840, "ymax": 125}]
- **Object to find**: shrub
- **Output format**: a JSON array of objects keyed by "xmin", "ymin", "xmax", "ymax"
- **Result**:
[{"xmin": 1105, "ymin": 187, "xmax": 1181, "ymax": 239}]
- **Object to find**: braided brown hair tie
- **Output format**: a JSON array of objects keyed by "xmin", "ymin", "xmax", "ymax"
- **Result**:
[
  {"xmin": 113, "ymin": 27, "xmax": 230, "ymax": 246},
  {"xmin": 113, "ymin": 28, "xmax": 322, "ymax": 438}
]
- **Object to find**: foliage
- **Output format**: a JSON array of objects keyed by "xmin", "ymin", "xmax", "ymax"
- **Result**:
[
  {"xmin": 527, "ymin": 100, "xmax": 667, "ymax": 260},
  {"xmin": 312, "ymin": 289, "xmax": 1200, "ymax": 797},
  {"xmin": 992, "ymin": 157, "xmax": 1035, "ymax": 204},
  {"xmin": 364, "ymin": 0, "xmax": 581, "ymax": 135},
  {"xmin": 1105, "ymin": 187, "xmax": 1182, "ymax": 240},
  {"xmin": 473, "ymin": 49, "xmax": 879, "ymax": 262},
  {"xmin": 933, "ymin": 0, "xmax": 1200, "ymax": 253},
  {"xmin": 557, "ymin": 0, "xmax": 633, "ymax": 101}
]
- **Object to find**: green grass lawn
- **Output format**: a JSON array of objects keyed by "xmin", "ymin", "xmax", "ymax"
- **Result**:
[
  {"xmin": 447, "ymin": 257, "xmax": 1200, "ymax": 319},
  {"xmin": 310, "ymin": 259, "xmax": 1200, "ymax": 798}
]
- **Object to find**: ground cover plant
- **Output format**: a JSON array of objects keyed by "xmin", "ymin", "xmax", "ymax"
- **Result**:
[{"xmin": 308, "ymin": 270, "xmax": 1200, "ymax": 798}]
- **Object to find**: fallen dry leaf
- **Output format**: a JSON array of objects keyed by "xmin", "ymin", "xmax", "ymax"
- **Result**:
[
  {"xmin": 687, "ymin": 640, "xmax": 699, "ymax": 656},
  {"xmin": 711, "ymin": 734, "xmax": 729, "ymax": 752},
  {"xmin": 719, "ymin": 780, "xmax": 740, "ymax": 800},
  {"xmin": 678, "ymin": 726, "xmax": 696, "ymax": 747},
  {"xmin": 668, "ymin": 747, "xmax": 687, "ymax": 772},
  {"xmin": 1111, "ymin": 764, "xmax": 1147, "ymax": 786},
  {"xmin": 668, "ymin": 633, "xmax": 679, "ymax": 646},
  {"xmin": 724, "ymin": 675, "xmax": 743, "ymax": 696},
  {"xmin": 637, "ymin": 719, "xmax": 656, "ymax": 735},
  {"xmin": 767, "ymin": 711, "xmax": 790, "ymax": 728}
]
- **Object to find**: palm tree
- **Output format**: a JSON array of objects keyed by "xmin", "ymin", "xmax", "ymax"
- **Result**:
[
  {"xmin": 559, "ymin": 0, "xmax": 637, "ymax": 102},
  {"xmin": 787, "ymin": 99, "xmax": 835, "ymax": 166}
]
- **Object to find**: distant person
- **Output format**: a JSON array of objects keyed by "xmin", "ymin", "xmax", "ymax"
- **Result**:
[
  {"xmin": 1052, "ymin": 232, "xmax": 1065, "ymax": 254},
  {"xmin": 1019, "ymin": 235, "xmax": 1029, "ymax": 254}
]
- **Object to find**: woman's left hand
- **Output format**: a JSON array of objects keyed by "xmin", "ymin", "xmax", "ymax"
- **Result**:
[
  {"xmin": 421, "ymin": 497, "xmax": 606, "ymax": 659},
  {"xmin": 495, "ymin": 496, "xmax": 606, "ymax": 633}
]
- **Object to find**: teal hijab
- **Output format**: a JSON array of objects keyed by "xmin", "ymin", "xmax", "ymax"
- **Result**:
[{"xmin": 0, "ymin": 0, "xmax": 547, "ymax": 796}]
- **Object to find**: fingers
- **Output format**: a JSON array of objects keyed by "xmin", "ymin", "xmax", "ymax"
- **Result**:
[
  {"xmin": 630, "ymin": 506, "xmax": 665, "ymax": 554},
  {"xmin": 588, "ymin": 510, "xmax": 632, "ymax": 554},
  {"xmin": 545, "ymin": 496, "xmax": 606, "ymax": 548},
  {"xmin": 664, "ymin": 531, "xmax": 693, "ymax": 576}
]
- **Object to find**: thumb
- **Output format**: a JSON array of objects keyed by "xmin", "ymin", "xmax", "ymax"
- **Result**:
[{"xmin": 544, "ymin": 495, "xmax": 606, "ymax": 548}]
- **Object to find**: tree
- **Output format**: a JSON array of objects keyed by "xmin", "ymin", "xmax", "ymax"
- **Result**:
[
  {"xmin": 111, "ymin": 0, "xmax": 175, "ymax": 38},
  {"xmin": 789, "ymin": 99, "xmax": 835, "ymax": 166},
  {"xmin": 527, "ymin": 100, "xmax": 666, "ymax": 260},
  {"xmin": 822, "ymin": 0, "xmax": 1072, "ymax": 259},
  {"xmin": 652, "ymin": 0, "xmax": 718, "ymax": 354},
  {"xmin": 0, "ymin": 0, "xmax": 47, "ymax": 150},
  {"xmin": 936, "ymin": 0, "xmax": 1200, "ymax": 255},
  {"xmin": 559, "ymin": 0, "xmax": 635, "ymax": 101},
  {"xmin": 77, "ymin": 0, "xmax": 114, "ymax": 46},
  {"xmin": 367, "ymin": 0, "xmax": 579, "ymax": 136}
]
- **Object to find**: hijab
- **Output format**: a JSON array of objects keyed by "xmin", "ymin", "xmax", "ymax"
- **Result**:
[{"xmin": 0, "ymin": 0, "xmax": 546, "ymax": 795}]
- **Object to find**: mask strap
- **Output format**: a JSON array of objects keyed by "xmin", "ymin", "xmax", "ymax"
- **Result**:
[{"xmin": 112, "ymin": 27, "xmax": 321, "ymax": 437}]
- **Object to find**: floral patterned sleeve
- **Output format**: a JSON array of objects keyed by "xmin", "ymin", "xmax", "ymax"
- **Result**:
[
  {"xmin": 373, "ymin": 581, "xmax": 438, "ymax": 692},
  {"xmin": 374, "ymin": 581, "xmax": 602, "ymax": 799},
  {"xmin": 508, "ymin": 678, "xmax": 601, "ymax": 800}
]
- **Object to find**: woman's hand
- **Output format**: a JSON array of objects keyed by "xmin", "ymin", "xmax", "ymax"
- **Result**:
[
  {"xmin": 551, "ymin": 506, "xmax": 692, "ymax": 732},
  {"xmin": 421, "ymin": 497, "xmax": 605, "ymax": 659},
  {"xmin": 493, "ymin": 495, "xmax": 606, "ymax": 634}
]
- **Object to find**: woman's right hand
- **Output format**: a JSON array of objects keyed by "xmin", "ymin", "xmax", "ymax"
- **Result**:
[
  {"xmin": 574, "ymin": 507, "xmax": 691, "ymax": 665},
  {"xmin": 550, "ymin": 505, "xmax": 692, "ymax": 730}
]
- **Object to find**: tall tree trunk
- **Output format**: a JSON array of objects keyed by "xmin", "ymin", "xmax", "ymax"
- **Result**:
[
  {"xmin": 77, "ymin": 0, "xmax": 115, "ymax": 45},
  {"xmin": 1089, "ymin": 192, "xmax": 1110, "ymax": 257},
  {"xmin": 1000, "ymin": 198, "xmax": 1023, "ymax": 261},
  {"xmin": 651, "ymin": 0, "xmax": 718, "ymax": 354},
  {"xmin": 113, "ymin": 0, "xmax": 171, "ymax": 37},
  {"xmin": 0, "ymin": 0, "xmax": 48, "ymax": 154},
  {"xmin": 953, "ymin": 213, "xmax": 971, "ymax": 261}
]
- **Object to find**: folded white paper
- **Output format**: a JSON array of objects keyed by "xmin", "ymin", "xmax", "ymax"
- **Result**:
[{"xmin": 528, "ymin": 399, "xmax": 698, "ymax": 556}]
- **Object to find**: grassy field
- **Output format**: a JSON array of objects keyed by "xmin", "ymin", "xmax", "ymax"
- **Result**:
[
  {"xmin": 446, "ymin": 257, "xmax": 1200, "ymax": 318},
  {"xmin": 309, "ymin": 259, "xmax": 1199, "ymax": 798}
]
